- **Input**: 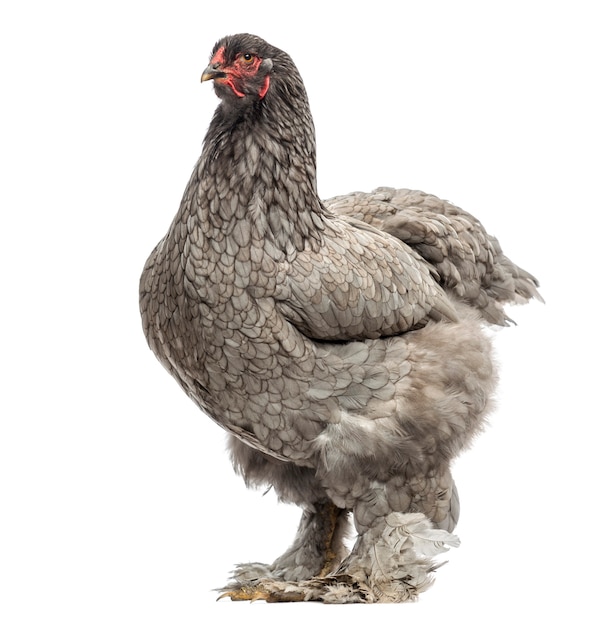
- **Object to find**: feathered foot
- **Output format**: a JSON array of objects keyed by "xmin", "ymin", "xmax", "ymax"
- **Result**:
[
  {"xmin": 218, "ymin": 512, "xmax": 459, "ymax": 603},
  {"xmin": 217, "ymin": 559, "xmax": 369, "ymax": 603},
  {"xmin": 330, "ymin": 511, "xmax": 460, "ymax": 602},
  {"xmin": 218, "ymin": 573, "xmax": 369, "ymax": 603},
  {"xmin": 218, "ymin": 501, "xmax": 350, "ymax": 601}
]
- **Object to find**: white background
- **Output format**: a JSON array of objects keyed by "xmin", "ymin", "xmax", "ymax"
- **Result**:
[{"xmin": 1, "ymin": 1, "xmax": 600, "ymax": 624}]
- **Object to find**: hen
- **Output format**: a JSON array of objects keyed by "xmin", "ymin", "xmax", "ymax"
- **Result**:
[{"xmin": 139, "ymin": 33, "xmax": 541, "ymax": 603}]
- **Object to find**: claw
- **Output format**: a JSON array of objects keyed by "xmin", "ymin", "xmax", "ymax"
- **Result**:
[
  {"xmin": 217, "ymin": 585, "xmax": 271, "ymax": 602},
  {"xmin": 217, "ymin": 582, "xmax": 306, "ymax": 603}
]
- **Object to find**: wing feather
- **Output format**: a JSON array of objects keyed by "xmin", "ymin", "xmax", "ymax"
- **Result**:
[{"xmin": 275, "ymin": 215, "xmax": 458, "ymax": 341}]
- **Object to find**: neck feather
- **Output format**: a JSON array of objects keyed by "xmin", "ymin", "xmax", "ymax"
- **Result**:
[{"xmin": 188, "ymin": 79, "xmax": 326, "ymax": 255}]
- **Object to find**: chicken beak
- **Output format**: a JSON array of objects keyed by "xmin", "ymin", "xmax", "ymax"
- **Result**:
[{"xmin": 201, "ymin": 64, "xmax": 225, "ymax": 83}]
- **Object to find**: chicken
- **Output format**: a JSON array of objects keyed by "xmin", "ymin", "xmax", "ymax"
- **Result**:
[{"xmin": 139, "ymin": 33, "xmax": 541, "ymax": 603}]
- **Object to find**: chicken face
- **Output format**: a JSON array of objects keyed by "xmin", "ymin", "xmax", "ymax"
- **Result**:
[{"xmin": 201, "ymin": 34, "xmax": 273, "ymax": 101}]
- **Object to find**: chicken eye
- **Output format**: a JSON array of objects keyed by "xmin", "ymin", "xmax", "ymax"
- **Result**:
[{"xmin": 241, "ymin": 53, "xmax": 255, "ymax": 64}]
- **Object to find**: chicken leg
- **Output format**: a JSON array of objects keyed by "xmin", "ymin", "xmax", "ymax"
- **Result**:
[{"xmin": 219, "ymin": 500, "xmax": 350, "ymax": 601}]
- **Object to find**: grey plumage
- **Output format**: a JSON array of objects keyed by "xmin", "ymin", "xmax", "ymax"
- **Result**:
[{"xmin": 139, "ymin": 33, "xmax": 541, "ymax": 603}]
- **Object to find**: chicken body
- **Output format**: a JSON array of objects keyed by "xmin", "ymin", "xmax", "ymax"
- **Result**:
[{"xmin": 140, "ymin": 34, "xmax": 540, "ymax": 603}]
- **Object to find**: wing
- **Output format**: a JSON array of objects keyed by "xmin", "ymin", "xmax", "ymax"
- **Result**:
[
  {"xmin": 326, "ymin": 187, "xmax": 542, "ymax": 326},
  {"xmin": 275, "ymin": 214, "xmax": 458, "ymax": 341}
]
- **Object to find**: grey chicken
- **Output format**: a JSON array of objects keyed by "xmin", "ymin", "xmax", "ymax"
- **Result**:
[{"xmin": 139, "ymin": 33, "xmax": 541, "ymax": 603}]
